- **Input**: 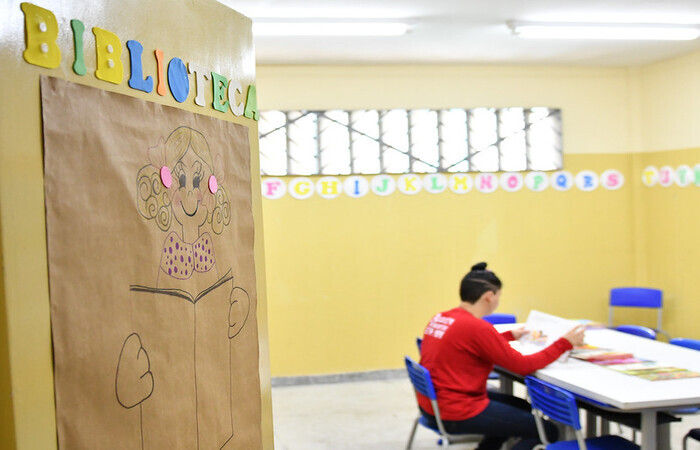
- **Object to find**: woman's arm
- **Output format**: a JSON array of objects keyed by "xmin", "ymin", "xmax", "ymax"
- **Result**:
[{"xmin": 480, "ymin": 325, "xmax": 584, "ymax": 375}]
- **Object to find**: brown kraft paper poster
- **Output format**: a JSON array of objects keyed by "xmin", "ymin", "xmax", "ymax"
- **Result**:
[{"xmin": 40, "ymin": 76, "xmax": 262, "ymax": 449}]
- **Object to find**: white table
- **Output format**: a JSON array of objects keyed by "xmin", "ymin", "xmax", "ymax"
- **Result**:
[{"xmin": 495, "ymin": 325, "xmax": 700, "ymax": 450}]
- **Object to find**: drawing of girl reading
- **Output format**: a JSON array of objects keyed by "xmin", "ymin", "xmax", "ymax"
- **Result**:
[{"xmin": 116, "ymin": 126, "xmax": 250, "ymax": 449}]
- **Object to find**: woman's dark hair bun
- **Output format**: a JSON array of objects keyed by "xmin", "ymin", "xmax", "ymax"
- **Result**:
[{"xmin": 471, "ymin": 262, "xmax": 488, "ymax": 271}]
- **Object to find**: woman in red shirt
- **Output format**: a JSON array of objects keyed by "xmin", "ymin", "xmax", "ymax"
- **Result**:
[{"xmin": 418, "ymin": 262, "xmax": 585, "ymax": 450}]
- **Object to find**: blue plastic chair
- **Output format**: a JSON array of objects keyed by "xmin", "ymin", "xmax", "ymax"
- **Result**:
[
  {"xmin": 609, "ymin": 288, "xmax": 667, "ymax": 338},
  {"xmin": 669, "ymin": 338, "xmax": 700, "ymax": 415},
  {"xmin": 683, "ymin": 428, "xmax": 700, "ymax": 450},
  {"xmin": 525, "ymin": 376, "xmax": 640, "ymax": 449},
  {"xmin": 615, "ymin": 324, "xmax": 656, "ymax": 340},
  {"xmin": 483, "ymin": 313, "xmax": 517, "ymax": 325},
  {"xmin": 670, "ymin": 338, "xmax": 700, "ymax": 351},
  {"xmin": 404, "ymin": 356, "xmax": 482, "ymax": 448}
]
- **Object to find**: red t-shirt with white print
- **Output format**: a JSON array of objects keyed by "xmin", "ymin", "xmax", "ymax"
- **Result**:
[{"xmin": 417, "ymin": 307, "xmax": 572, "ymax": 421}]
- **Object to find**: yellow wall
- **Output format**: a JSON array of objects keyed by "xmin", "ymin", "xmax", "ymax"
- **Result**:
[
  {"xmin": 257, "ymin": 65, "xmax": 635, "ymax": 155},
  {"xmin": 638, "ymin": 51, "xmax": 700, "ymax": 152},
  {"xmin": 0, "ymin": 1, "xmax": 272, "ymax": 448},
  {"xmin": 626, "ymin": 52, "xmax": 700, "ymax": 339},
  {"xmin": 257, "ymin": 56, "xmax": 700, "ymax": 377},
  {"xmin": 633, "ymin": 148, "xmax": 700, "ymax": 340}
]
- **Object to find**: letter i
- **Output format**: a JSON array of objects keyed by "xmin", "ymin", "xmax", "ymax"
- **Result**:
[
  {"xmin": 154, "ymin": 49, "xmax": 167, "ymax": 96},
  {"xmin": 70, "ymin": 19, "xmax": 86, "ymax": 75}
]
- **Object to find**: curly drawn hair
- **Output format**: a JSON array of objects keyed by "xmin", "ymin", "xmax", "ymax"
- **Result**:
[{"xmin": 136, "ymin": 126, "xmax": 231, "ymax": 234}]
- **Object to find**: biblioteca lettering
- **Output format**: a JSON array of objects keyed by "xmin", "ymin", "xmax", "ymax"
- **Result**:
[{"xmin": 19, "ymin": 2, "xmax": 258, "ymax": 121}]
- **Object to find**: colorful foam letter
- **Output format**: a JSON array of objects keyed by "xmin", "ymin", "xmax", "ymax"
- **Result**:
[
  {"xmin": 289, "ymin": 178, "xmax": 314, "ymax": 199},
  {"xmin": 167, "ymin": 57, "xmax": 189, "ymax": 103},
  {"xmin": 262, "ymin": 179, "xmax": 286, "ymax": 199},
  {"xmin": 574, "ymin": 171, "xmax": 598, "ymax": 191},
  {"xmin": 154, "ymin": 49, "xmax": 167, "ymax": 96},
  {"xmin": 317, "ymin": 177, "xmax": 342, "ymax": 199},
  {"xmin": 211, "ymin": 72, "xmax": 230, "ymax": 113},
  {"xmin": 424, "ymin": 174, "xmax": 447, "ymax": 194},
  {"xmin": 525, "ymin": 172, "xmax": 548, "ymax": 192},
  {"xmin": 475, "ymin": 174, "xmax": 497, "ymax": 193},
  {"xmin": 21, "ymin": 3, "xmax": 61, "ymax": 68},
  {"xmin": 70, "ymin": 19, "xmax": 87, "ymax": 75},
  {"xmin": 228, "ymin": 80, "xmax": 245, "ymax": 116},
  {"xmin": 658, "ymin": 166, "xmax": 674, "ymax": 187},
  {"xmin": 398, "ymin": 174, "xmax": 422, "ymax": 195},
  {"xmin": 675, "ymin": 165, "xmax": 691, "ymax": 187},
  {"xmin": 641, "ymin": 166, "xmax": 658, "ymax": 187},
  {"xmin": 188, "ymin": 62, "xmax": 210, "ymax": 107},
  {"xmin": 93, "ymin": 27, "xmax": 123, "ymax": 84},
  {"xmin": 126, "ymin": 40, "xmax": 153, "ymax": 93},
  {"xmin": 371, "ymin": 175, "xmax": 396, "ymax": 196},
  {"xmin": 601, "ymin": 169, "xmax": 624, "ymax": 190},
  {"xmin": 449, "ymin": 174, "xmax": 472, "ymax": 194},
  {"xmin": 551, "ymin": 171, "xmax": 573, "ymax": 191},
  {"xmin": 343, "ymin": 176, "xmax": 369, "ymax": 198},
  {"xmin": 243, "ymin": 85, "xmax": 259, "ymax": 120},
  {"xmin": 500, "ymin": 173, "xmax": 523, "ymax": 192}
]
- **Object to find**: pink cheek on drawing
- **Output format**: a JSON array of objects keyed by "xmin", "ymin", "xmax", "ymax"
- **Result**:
[
  {"xmin": 160, "ymin": 166, "xmax": 172, "ymax": 188},
  {"xmin": 171, "ymin": 192, "xmax": 182, "ymax": 205}
]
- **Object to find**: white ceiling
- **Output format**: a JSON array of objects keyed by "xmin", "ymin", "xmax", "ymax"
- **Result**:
[{"xmin": 220, "ymin": 0, "xmax": 700, "ymax": 66}]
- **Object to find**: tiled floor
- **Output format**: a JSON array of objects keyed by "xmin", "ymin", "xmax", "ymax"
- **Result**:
[{"xmin": 272, "ymin": 376, "xmax": 700, "ymax": 449}]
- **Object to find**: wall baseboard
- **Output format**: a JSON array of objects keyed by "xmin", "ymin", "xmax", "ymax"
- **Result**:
[{"xmin": 271, "ymin": 368, "xmax": 406, "ymax": 387}]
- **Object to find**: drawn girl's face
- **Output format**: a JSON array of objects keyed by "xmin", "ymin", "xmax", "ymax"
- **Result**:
[{"xmin": 171, "ymin": 147, "xmax": 211, "ymax": 229}]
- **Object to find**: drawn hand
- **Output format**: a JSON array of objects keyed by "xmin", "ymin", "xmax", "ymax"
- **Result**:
[
  {"xmin": 228, "ymin": 287, "xmax": 251, "ymax": 339},
  {"xmin": 116, "ymin": 333, "xmax": 154, "ymax": 408}
]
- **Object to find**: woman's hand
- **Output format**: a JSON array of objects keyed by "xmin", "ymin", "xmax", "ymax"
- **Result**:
[
  {"xmin": 510, "ymin": 326, "xmax": 530, "ymax": 340},
  {"xmin": 562, "ymin": 325, "xmax": 586, "ymax": 346}
]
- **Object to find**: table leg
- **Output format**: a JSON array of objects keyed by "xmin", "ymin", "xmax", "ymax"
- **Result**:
[
  {"xmin": 640, "ymin": 410, "xmax": 657, "ymax": 450},
  {"xmin": 585, "ymin": 411, "xmax": 598, "ymax": 438},
  {"xmin": 656, "ymin": 422, "xmax": 669, "ymax": 450}
]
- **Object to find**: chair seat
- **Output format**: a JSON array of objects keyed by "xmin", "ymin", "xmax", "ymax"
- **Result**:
[
  {"xmin": 418, "ymin": 415, "xmax": 439, "ymax": 432},
  {"xmin": 577, "ymin": 401, "xmax": 680, "ymax": 429},
  {"xmin": 688, "ymin": 428, "xmax": 700, "ymax": 441},
  {"xmin": 547, "ymin": 435, "xmax": 639, "ymax": 449},
  {"xmin": 417, "ymin": 416, "xmax": 482, "ymax": 444},
  {"xmin": 673, "ymin": 407, "xmax": 700, "ymax": 415}
]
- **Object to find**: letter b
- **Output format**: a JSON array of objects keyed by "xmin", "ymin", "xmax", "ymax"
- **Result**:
[{"xmin": 21, "ymin": 3, "xmax": 61, "ymax": 68}]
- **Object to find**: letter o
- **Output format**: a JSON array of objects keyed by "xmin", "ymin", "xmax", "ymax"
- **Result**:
[{"xmin": 167, "ymin": 57, "xmax": 190, "ymax": 103}]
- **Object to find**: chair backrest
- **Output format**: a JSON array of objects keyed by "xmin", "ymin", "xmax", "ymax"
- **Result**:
[
  {"xmin": 416, "ymin": 337, "xmax": 423, "ymax": 354},
  {"xmin": 615, "ymin": 324, "xmax": 656, "ymax": 340},
  {"xmin": 610, "ymin": 287, "xmax": 663, "ymax": 308},
  {"xmin": 525, "ymin": 376, "xmax": 582, "ymax": 430},
  {"xmin": 670, "ymin": 338, "xmax": 700, "ymax": 351},
  {"xmin": 608, "ymin": 287, "xmax": 663, "ymax": 331},
  {"xmin": 405, "ymin": 355, "xmax": 436, "ymax": 400},
  {"xmin": 483, "ymin": 313, "xmax": 517, "ymax": 325}
]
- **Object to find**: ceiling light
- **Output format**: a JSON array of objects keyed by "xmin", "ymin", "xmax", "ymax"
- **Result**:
[
  {"xmin": 508, "ymin": 21, "xmax": 700, "ymax": 41},
  {"xmin": 252, "ymin": 21, "xmax": 410, "ymax": 37}
]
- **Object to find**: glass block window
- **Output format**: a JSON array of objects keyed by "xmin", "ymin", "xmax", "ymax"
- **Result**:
[{"xmin": 258, "ymin": 107, "xmax": 562, "ymax": 176}]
